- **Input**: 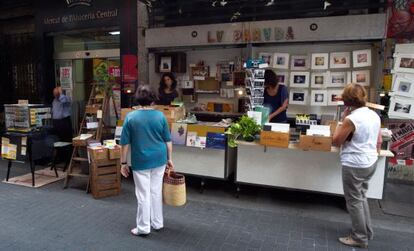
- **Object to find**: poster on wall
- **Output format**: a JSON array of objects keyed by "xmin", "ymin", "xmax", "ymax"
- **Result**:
[
  {"xmin": 59, "ymin": 66, "xmax": 72, "ymax": 88},
  {"xmin": 122, "ymin": 54, "xmax": 138, "ymax": 82},
  {"xmin": 386, "ymin": 119, "xmax": 414, "ymax": 159}
]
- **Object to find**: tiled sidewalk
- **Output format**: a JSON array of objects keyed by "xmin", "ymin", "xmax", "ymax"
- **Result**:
[{"xmin": 1, "ymin": 161, "xmax": 413, "ymax": 251}]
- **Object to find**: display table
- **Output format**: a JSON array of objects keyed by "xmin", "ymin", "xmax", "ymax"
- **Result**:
[
  {"xmin": 2, "ymin": 130, "xmax": 56, "ymax": 186},
  {"xmin": 173, "ymin": 145, "xmax": 236, "ymax": 180},
  {"xmin": 235, "ymin": 141, "xmax": 394, "ymax": 199}
]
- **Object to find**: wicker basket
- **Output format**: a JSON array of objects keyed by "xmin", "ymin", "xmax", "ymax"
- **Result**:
[{"xmin": 163, "ymin": 170, "xmax": 186, "ymax": 207}]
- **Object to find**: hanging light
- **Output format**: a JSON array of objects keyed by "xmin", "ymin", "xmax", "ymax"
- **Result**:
[{"xmin": 265, "ymin": 0, "xmax": 275, "ymax": 6}]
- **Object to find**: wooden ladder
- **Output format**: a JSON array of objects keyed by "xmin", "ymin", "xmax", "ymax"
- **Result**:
[{"xmin": 63, "ymin": 84, "xmax": 110, "ymax": 190}]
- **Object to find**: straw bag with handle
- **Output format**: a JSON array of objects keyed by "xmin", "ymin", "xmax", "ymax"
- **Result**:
[{"xmin": 163, "ymin": 165, "xmax": 186, "ymax": 206}]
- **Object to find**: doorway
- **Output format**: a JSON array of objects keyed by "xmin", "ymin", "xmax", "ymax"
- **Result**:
[{"xmin": 52, "ymin": 30, "xmax": 121, "ymax": 134}]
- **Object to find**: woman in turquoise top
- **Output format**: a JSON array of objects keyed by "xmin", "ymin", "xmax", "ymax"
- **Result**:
[{"xmin": 120, "ymin": 85, "xmax": 174, "ymax": 237}]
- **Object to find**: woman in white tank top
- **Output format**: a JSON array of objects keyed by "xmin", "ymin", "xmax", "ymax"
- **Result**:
[{"xmin": 332, "ymin": 84, "xmax": 382, "ymax": 249}]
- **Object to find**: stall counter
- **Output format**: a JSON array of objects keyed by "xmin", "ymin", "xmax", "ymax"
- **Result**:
[{"xmin": 235, "ymin": 141, "xmax": 393, "ymax": 199}]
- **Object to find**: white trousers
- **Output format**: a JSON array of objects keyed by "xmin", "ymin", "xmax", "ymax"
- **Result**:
[{"xmin": 132, "ymin": 165, "xmax": 166, "ymax": 234}]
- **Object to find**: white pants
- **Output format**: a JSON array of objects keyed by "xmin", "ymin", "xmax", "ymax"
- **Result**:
[{"xmin": 132, "ymin": 165, "xmax": 166, "ymax": 234}]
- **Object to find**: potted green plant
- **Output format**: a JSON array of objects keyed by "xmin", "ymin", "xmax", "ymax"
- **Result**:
[{"xmin": 225, "ymin": 115, "xmax": 261, "ymax": 147}]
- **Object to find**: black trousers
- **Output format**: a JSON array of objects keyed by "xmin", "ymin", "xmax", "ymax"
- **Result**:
[{"xmin": 52, "ymin": 116, "xmax": 73, "ymax": 142}]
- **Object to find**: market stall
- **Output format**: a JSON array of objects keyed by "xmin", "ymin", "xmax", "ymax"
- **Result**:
[{"xmin": 235, "ymin": 141, "xmax": 393, "ymax": 199}]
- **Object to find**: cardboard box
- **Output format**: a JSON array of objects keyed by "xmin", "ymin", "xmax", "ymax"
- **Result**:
[
  {"xmin": 299, "ymin": 135, "xmax": 332, "ymax": 152},
  {"xmin": 121, "ymin": 108, "xmax": 134, "ymax": 121},
  {"xmin": 259, "ymin": 131, "xmax": 289, "ymax": 148},
  {"xmin": 108, "ymin": 146, "xmax": 121, "ymax": 160},
  {"xmin": 187, "ymin": 124, "xmax": 226, "ymax": 137},
  {"xmin": 153, "ymin": 105, "xmax": 185, "ymax": 123},
  {"xmin": 89, "ymin": 147, "xmax": 109, "ymax": 161}
]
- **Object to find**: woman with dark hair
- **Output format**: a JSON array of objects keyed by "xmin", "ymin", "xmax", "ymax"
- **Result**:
[
  {"xmin": 120, "ymin": 85, "xmax": 174, "ymax": 237},
  {"xmin": 158, "ymin": 73, "xmax": 179, "ymax": 105},
  {"xmin": 333, "ymin": 83, "xmax": 382, "ymax": 249},
  {"xmin": 263, "ymin": 70, "xmax": 289, "ymax": 123}
]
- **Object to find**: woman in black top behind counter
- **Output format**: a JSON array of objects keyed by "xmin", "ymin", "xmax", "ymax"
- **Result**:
[
  {"xmin": 158, "ymin": 73, "xmax": 179, "ymax": 105},
  {"xmin": 263, "ymin": 70, "xmax": 289, "ymax": 123}
]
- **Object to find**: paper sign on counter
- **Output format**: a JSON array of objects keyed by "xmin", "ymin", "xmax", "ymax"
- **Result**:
[
  {"xmin": 97, "ymin": 110, "xmax": 103, "ymax": 119},
  {"xmin": 21, "ymin": 137, "xmax": 27, "ymax": 146},
  {"xmin": 21, "ymin": 146, "xmax": 27, "ymax": 156}
]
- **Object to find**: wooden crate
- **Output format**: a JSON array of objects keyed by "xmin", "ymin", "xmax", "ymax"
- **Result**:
[
  {"xmin": 90, "ymin": 159, "xmax": 121, "ymax": 199},
  {"xmin": 259, "ymin": 131, "xmax": 290, "ymax": 148},
  {"xmin": 88, "ymin": 147, "xmax": 109, "ymax": 161},
  {"xmin": 72, "ymin": 135, "xmax": 93, "ymax": 147},
  {"xmin": 108, "ymin": 146, "xmax": 121, "ymax": 160},
  {"xmin": 299, "ymin": 135, "xmax": 332, "ymax": 152}
]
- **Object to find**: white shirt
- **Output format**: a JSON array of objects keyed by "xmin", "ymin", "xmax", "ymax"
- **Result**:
[{"xmin": 340, "ymin": 107, "xmax": 380, "ymax": 168}]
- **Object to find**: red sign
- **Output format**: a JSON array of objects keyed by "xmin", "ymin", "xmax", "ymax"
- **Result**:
[
  {"xmin": 122, "ymin": 54, "xmax": 138, "ymax": 82},
  {"xmin": 109, "ymin": 66, "xmax": 121, "ymax": 77}
]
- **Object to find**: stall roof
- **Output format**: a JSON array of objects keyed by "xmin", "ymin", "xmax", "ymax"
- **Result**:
[{"xmin": 140, "ymin": 0, "xmax": 387, "ymax": 28}]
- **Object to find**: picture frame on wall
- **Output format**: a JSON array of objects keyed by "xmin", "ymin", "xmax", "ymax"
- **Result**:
[
  {"xmin": 311, "ymin": 72, "xmax": 328, "ymax": 88},
  {"xmin": 353, "ymin": 49, "xmax": 372, "ymax": 68},
  {"xmin": 352, "ymin": 70, "xmax": 370, "ymax": 87},
  {"xmin": 289, "ymin": 89, "xmax": 308, "ymax": 105},
  {"xmin": 327, "ymin": 89, "xmax": 343, "ymax": 106},
  {"xmin": 311, "ymin": 53, "xmax": 329, "ymax": 70},
  {"xmin": 160, "ymin": 57, "xmax": 172, "ymax": 73},
  {"xmin": 258, "ymin": 53, "xmax": 273, "ymax": 66},
  {"xmin": 394, "ymin": 54, "xmax": 414, "ymax": 74},
  {"xmin": 290, "ymin": 55, "xmax": 309, "ymax": 70},
  {"xmin": 311, "ymin": 90, "xmax": 328, "ymax": 106},
  {"xmin": 328, "ymin": 71, "xmax": 347, "ymax": 88},
  {"xmin": 330, "ymin": 52, "xmax": 351, "ymax": 69},
  {"xmin": 290, "ymin": 72, "xmax": 310, "ymax": 88},
  {"xmin": 392, "ymin": 74, "xmax": 414, "ymax": 98},
  {"xmin": 276, "ymin": 72, "xmax": 289, "ymax": 85},
  {"xmin": 273, "ymin": 53, "xmax": 290, "ymax": 69},
  {"xmin": 388, "ymin": 96, "xmax": 414, "ymax": 119}
]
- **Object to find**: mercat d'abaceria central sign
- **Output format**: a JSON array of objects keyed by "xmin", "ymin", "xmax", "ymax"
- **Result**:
[{"xmin": 66, "ymin": 0, "xmax": 92, "ymax": 8}]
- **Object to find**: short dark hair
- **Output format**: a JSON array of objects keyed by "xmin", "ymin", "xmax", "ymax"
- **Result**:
[
  {"xmin": 341, "ymin": 83, "xmax": 367, "ymax": 108},
  {"xmin": 134, "ymin": 85, "xmax": 157, "ymax": 106},
  {"xmin": 264, "ymin": 70, "xmax": 277, "ymax": 88},
  {"xmin": 159, "ymin": 72, "xmax": 177, "ymax": 91}
]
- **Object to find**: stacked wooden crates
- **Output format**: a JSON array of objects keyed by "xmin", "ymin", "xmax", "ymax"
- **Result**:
[{"xmin": 88, "ymin": 146, "xmax": 121, "ymax": 199}]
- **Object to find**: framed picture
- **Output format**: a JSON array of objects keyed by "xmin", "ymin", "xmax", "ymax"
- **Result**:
[
  {"xmin": 191, "ymin": 66, "xmax": 209, "ymax": 80},
  {"xmin": 394, "ymin": 54, "xmax": 414, "ymax": 74},
  {"xmin": 311, "ymin": 72, "xmax": 328, "ymax": 88},
  {"xmin": 353, "ymin": 49, "xmax": 372, "ymax": 68},
  {"xmin": 311, "ymin": 53, "xmax": 329, "ymax": 70},
  {"xmin": 160, "ymin": 57, "xmax": 172, "ymax": 72},
  {"xmin": 328, "ymin": 71, "xmax": 347, "ymax": 88},
  {"xmin": 388, "ymin": 96, "xmax": 414, "ymax": 119},
  {"xmin": 289, "ymin": 89, "xmax": 308, "ymax": 105},
  {"xmin": 273, "ymin": 53, "xmax": 290, "ymax": 69},
  {"xmin": 392, "ymin": 74, "xmax": 414, "ymax": 98},
  {"xmin": 291, "ymin": 55, "xmax": 309, "ymax": 70},
  {"xmin": 276, "ymin": 72, "xmax": 289, "ymax": 85},
  {"xmin": 330, "ymin": 52, "xmax": 351, "ymax": 69},
  {"xmin": 258, "ymin": 52, "xmax": 273, "ymax": 66},
  {"xmin": 352, "ymin": 70, "xmax": 370, "ymax": 87},
  {"xmin": 327, "ymin": 89, "xmax": 343, "ymax": 106},
  {"xmin": 289, "ymin": 71, "xmax": 310, "ymax": 88},
  {"xmin": 311, "ymin": 90, "xmax": 328, "ymax": 106}
]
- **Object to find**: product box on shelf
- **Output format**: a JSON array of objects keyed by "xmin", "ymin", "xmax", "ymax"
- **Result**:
[
  {"xmin": 259, "ymin": 131, "xmax": 290, "ymax": 148},
  {"xmin": 299, "ymin": 135, "xmax": 332, "ymax": 152}
]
